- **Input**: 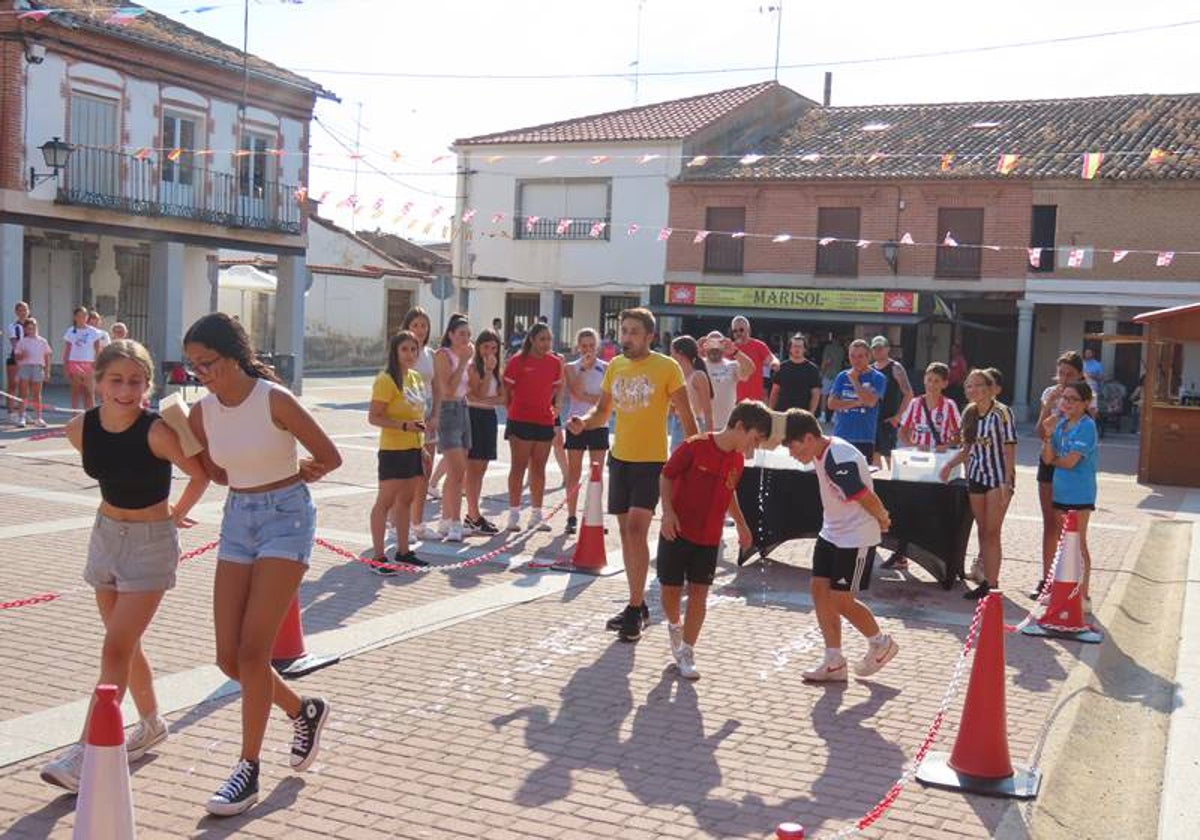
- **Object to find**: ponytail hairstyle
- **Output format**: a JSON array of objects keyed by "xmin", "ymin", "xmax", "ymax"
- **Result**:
[
  {"xmin": 386, "ymin": 329, "xmax": 419, "ymax": 391},
  {"xmin": 440, "ymin": 312, "xmax": 470, "ymax": 349},
  {"xmin": 400, "ymin": 306, "xmax": 432, "ymax": 347},
  {"xmin": 671, "ymin": 334, "xmax": 713, "ymax": 399},
  {"xmin": 960, "ymin": 368, "xmax": 997, "ymax": 445},
  {"xmin": 520, "ymin": 322, "xmax": 552, "ymax": 356},
  {"xmin": 182, "ymin": 312, "xmax": 280, "ymax": 383},
  {"xmin": 472, "ymin": 328, "xmax": 503, "ymax": 387}
]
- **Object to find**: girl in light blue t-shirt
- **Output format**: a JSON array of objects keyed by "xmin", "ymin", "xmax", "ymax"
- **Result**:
[{"xmin": 1040, "ymin": 380, "xmax": 1098, "ymax": 606}]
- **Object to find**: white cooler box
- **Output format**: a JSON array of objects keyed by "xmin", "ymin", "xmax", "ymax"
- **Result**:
[{"xmin": 889, "ymin": 448, "xmax": 961, "ymax": 483}]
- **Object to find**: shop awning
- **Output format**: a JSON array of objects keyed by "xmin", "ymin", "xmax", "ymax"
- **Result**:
[{"xmin": 652, "ymin": 304, "xmax": 928, "ymax": 326}]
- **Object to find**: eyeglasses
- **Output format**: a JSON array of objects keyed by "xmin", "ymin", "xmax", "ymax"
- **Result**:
[
  {"xmin": 187, "ymin": 357, "xmax": 221, "ymax": 376},
  {"xmin": 1059, "ymin": 395, "xmax": 1083, "ymax": 403}
]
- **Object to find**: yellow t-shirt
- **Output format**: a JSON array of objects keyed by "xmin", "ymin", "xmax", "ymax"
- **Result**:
[
  {"xmin": 602, "ymin": 352, "xmax": 686, "ymax": 463},
  {"xmin": 371, "ymin": 369, "xmax": 426, "ymax": 451}
]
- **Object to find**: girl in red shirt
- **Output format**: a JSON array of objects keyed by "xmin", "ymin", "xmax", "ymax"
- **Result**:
[{"xmin": 503, "ymin": 323, "xmax": 563, "ymax": 533}]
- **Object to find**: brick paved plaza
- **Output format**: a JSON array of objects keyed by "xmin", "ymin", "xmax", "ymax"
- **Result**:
[{"xmin": 0, "ymin": 376, "xmax": 1193, "ymax": 839}]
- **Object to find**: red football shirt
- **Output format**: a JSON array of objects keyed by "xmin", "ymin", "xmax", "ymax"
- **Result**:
[
  {"xmin": 730, "ymin": 337, "xmax": 771, "ymax": 402},
  {"xmin": 662, "ymin": 434, "xmax": 745, "ymax": 546},
  {"xmin": 503, "ymin": 352, "xmax": 562, "ymax": 425}
]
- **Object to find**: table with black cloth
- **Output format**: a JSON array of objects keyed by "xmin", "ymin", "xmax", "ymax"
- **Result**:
[{"xmin": 735, "ymin": 466, "xmax": 974, "ymax": 589}]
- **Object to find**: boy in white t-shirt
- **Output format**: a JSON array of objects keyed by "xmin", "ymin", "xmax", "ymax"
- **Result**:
[
  {"xmin": 782, "ymin": 409, "xmax": 899, "ymax": 683},
  {"xmin": 14, "ymin": 318, "xmax": 52, "ymax": 427}
]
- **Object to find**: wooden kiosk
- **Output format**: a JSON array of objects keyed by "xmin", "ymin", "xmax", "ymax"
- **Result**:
[{"xmin": 1134, "ymin": 302, "xmax": 1200, "ymax": 487}]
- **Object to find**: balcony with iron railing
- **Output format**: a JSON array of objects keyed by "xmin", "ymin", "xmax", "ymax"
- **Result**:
[
  {"xmin": 515, "ymin": 216, "xmax": 611, "ymax": 240},
  {"xmin": 56, "ymin": 147, "xmax": 302, "ymax": 235}
]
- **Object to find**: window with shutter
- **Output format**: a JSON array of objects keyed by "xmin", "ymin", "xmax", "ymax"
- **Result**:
[
  {"xmin": 815, "ymin": 208, "xmax": 860, "ymax": 276},
  {"xmin": 703, "ymin": 207, "xmax": 745, "ymax": 273},
  {"xmin": 1029, "ymin": 205, "xmax": 1057, "ymax": 273},
  {"xmin": 936, "ymin": 208, "xmax": 984, "ymax": 279}
]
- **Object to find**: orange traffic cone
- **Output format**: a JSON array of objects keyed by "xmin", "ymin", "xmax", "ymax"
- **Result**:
[
  {"xmin": 1021, "ymin": 511, "xmax": 1103, "ymax": 644},
  {"xmin": 74, "ymin": 685, "xmax": 135, "ymax": 839},
  {"xmin": 271, "ymin": 596, "xmax": 340, "ymax": 679},
  {"xmin": 553, "ymin": 461, "xmax": 608, "ymax": 574},
  {"xmin": 916, "ymin": 592, "xmax": 1041, "ymax": 798}
]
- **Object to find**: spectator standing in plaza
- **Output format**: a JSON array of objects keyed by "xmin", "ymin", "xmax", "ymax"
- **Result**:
[
  {"xmin": 769, "ymin": 333, "xmax": 822, "ymax": 413},
  {"xmin": 367, "ymin": 330, "xmax": 429, "ymax": 572},
  {"xmin": 781, "ymin": 409, "xmax": 899, "ymax": 683},
  {"xmin": 819, "ymin": 333, "xmax": 847, "ymax": 421},
  {"xmin": 870, "ymin": 335, "xmax": 913, "ymax": 469},
  {"xmin": 940, "ymin": 369, "xmax": 1017, "ymax": 600},
  {"xmin": 657, "ymin": 401, "xmax": 770, "ymax": 679},
  {"xmin": 702, "ymin": 330, "xmax": 754, "ymax": 431},
  {"xmin": 89, "ymin": 310, "xmax": 112, "ymax": 349},
  {"xmin": 1041, "ymin": 380, "xmax": 1099, "ymax": 607},
  {"xmin": 669, "ymin": 335, "xmax": 713, "ymax": 447},
  {"xmin": 563, "ymin": 328, "xmax": 609, "ymax": 535},
  {"xmin": 464, "ymin": 329, "xmax": 505, "ymax": 535},
  {"xmin": 503, "ymin": 323, "xmax": 563, "ymax": 533},
  {"xmin": 110, "ymin": 322, "xmax": 130, "ymax": 340},
  {"xmin": 183, "ymin": 313, "xmax": 342, "ymax": 816},
  {"xmin": 13, "ymin": 317, "xmax": 52, "ymax": 427},
  {"xmin": 401, "ymin": 308, "xmax": 442, "ymax": 543},
  {"xmin": 1082, "ymin": 347, "xmax": 1104, "ymax": 384},
  {"xmin": 62, "ymin": 306, "xmax": 103, "ymax": 410},
  {"xmin": 827, "ymin": 339, "xmax": 887, "ymax": 461},
  {"xmin": 432, "ymin": 314, "xmax": 475, "ymax": 543},
  {"xmin": 6, "ymin": 300, "xmax": 29, "ymax": 414},
  {"xmin": 40, "ymin": 341, "xmax": 209, "ymax": 795},
  {"xmin": 898, "ymin": 362, "xmax": 961, "ymax": 451},
  {"xmin": 728, "ymin": 315, "xmax": 779, "ymax": 403},
  {"xmin": 568, "ymin": 307, "xmax": 697, "ymax": 642}
]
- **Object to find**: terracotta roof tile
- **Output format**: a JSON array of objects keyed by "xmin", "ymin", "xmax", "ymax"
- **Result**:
[
  {"xmin": 689, "ymin": 93, "xmax": 1200, "ymax": 181},
  {"xmin": 25, "ymin": 0, "xmax": 335, "ymax": 100},
  {"xmin": 455, "ymin": 81, "xmax": 783, "ymax": 145}
]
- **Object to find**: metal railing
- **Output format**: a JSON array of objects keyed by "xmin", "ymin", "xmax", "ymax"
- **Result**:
[
  {"xmin": 516, "ymin": 216, "xmax": 610, "ymax": 240},
  {"xmin": 58, "ymin": 147, "xmax": 302, "ymax": 235}
]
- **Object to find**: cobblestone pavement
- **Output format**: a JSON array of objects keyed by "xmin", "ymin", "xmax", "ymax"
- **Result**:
[{"xmin": 0, "ymin": 376, "xmax": 1191, "ymax": 839}]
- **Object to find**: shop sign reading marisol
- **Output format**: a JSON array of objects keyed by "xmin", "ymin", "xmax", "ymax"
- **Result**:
[{"xmin": 667, "ymin": 284, "xmax": 918, "ymax": 315}]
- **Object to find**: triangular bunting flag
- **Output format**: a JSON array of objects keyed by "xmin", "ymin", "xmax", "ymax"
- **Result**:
[
  {"xmin": 1067, "ymin": 248, "xmax": 1085, "ymax": 268},
  {"xmin": 943, "ymin": 232, "xmax": 958, "ymax": 247},
  {"xmin": 693, "ymin": 230, "xmax": 710, "ymax": 244},
  {"xmin": 1028, "ymin": 248, "xmax": 1041, "ymax": 268},
  {"xmin": 626, "ymin": 223, "xmax": 639, "ymax": 236},
  {"xmin": 657, "ymin": 228, "xmax": 673, "ymax": 241},
  {"xmin": 1081, "ymin": 152, "xmax": 1103, "ymax": 180},
  {"xmin": 899, "ymin": 232, "xmax": 914, "ymax": 245},
  {"xmin": 1156, "ymin": 251, "xmax": 1175, "ymax": 267},
  {"xmin": 1112, "ymin": 250, "xmax": 1129, "ymax": 263}
]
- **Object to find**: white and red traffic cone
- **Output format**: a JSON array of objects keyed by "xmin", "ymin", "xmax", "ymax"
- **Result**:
[
  {"xmin": 271, "ymin": 596, "xmax": 341, "ymax": 679},
  {"xmin": 1021, "ymin": 511, "xmax": 1103, "ymax": 644},
  {"xmin": 74, "ymin": 684, "xmax": 136, "ymax": 839},
  {"xmin": 553, "ymin": 461, "xmax": 607, "ymax": 574}
]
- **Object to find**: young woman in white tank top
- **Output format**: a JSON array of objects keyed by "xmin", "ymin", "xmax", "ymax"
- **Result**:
[
  {"xmin": 563, "ymin": 329, "xmax": 610, "ymax": 533},
  {"xmin": 432, "ymin": 314, "xmax": 474, "ymax": 542},
  {"xmin": 401, "ymin": 308, "xmax": 441, "ymax": 542},
  {"xmin": 184, "ymin": 313, "xmax": 342, "ymax": 817},
  {"xmin": 465, "ymin": 329, "xmax": 505, "ymax": 534}
]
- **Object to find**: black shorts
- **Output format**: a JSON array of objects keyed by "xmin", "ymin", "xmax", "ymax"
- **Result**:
[
  {"xmin": 607, "ymin": 456, "xmax": 663, "ymax": 515},
  {"xmin": 505, "ymin": 419, "xmax": 555, "ymax": 442},
  {"xmin": 813, "ymin": 536, "xmax": 876, "ymax": 593},
  {"xmin": 5, "ymin": 356, "xmax": 14, "ymax": 367},
  {"xmin": 378, "ymin": 448, "xmax": 424, "ymax": 481},
  {"xmin": 1036, "ymin": 461, "xmax": 1055, "ymax": 484},
  {"xmin": 875, "ymin": 422, "xmax": 898, "ymax": 456},
  {"xmin": 468, "ymin": 406, "xmax": 498, "ymax": 461},
  {"xmin": 850, "ymin": 440, "xmax": 875, "ymax": 461},
  {"xmin": 968, "ymin": 478, "xmax": 1007, "ymax": 495},
  {"xmin": 565, "ymin": 427, "xmax": 610, "ymax": 451},
  {"xmin": 1053, "ymin": 502, "xmax": 1095, "ymax": 512},
  {"xmin": 656, "ymin": 535, "xmax": 719, "ymax": 586}
]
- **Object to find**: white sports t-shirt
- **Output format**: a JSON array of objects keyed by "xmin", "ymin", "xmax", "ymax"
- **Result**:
[{"xmin": 815, "ymin": 436, "xmax": 882, "ymax": 549}]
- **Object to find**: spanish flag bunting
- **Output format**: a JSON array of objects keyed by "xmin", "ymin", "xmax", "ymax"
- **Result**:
[
  {"xmin": 1147, "ymin": 148, "xmax": 1168, "ymax": 166},
  {"xmin": 166, "ymin": 148, "xmax": 183, "ymax": 162},
  {"xmin": 732, "ymin": 231, "xmax": 747, "ymax": 239},
  {"xmin": 1112, "ymin": 250, "xmax": 1129, "ymax": 263},
  {"xmin": 940, "ymin": 153, "xmax": 955, "ymax": 171},
  {"xmin": 1080, "ymin": 152, "xmax": 1103, "ymax": 180},
  {"xmin": 233, "ymin": 149, "xmax": 251, "ymax": 158},
  {"xmin": 133, "ymin": 147, "xmax": 152, "ymax": 161},
  {"xmin": 399, "ymin": 201, "xmax": 414, "ymax": 216},
  {"xmin": 1156, "ymin": 251, "xmax": 1175, "ymax": 267},
  {"xmin": 997, "ymin": 153, "xmax": 1019, "ymax": 175},
  {"xmin": 693, "ymin": 230, "xmax": 710, "ymax": 244},
  {"xmin": 17, "ymin": 10, "xmax": 51, "ymax": 20}
]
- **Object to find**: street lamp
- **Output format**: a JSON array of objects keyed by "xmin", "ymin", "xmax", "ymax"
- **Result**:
[
  {"xmin": 30, "ymin": 136, "xmax": 74, "ymax": 187},
  {"xmin": 882, "ymin": 239, "xmax": 899, "ymax": 274}
]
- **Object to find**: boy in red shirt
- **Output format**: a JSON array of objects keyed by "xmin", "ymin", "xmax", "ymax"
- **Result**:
[{"xmin": 658, "ymin": 400, "xmax": 773, "ymax": 680}]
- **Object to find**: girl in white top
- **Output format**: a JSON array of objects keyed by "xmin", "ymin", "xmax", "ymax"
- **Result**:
[
  {"xmin": 62, "ymin": 306, "xmax": 102, "ymax": 410},
  {"xmin": 669, "ymin": 336, "xmax": 713, "ymax": 447},
  {"xmin": 432, "ymin": 313, "xmax": 474, "ymax": 542},
  {"xmin": 401, "ymin": 307, "xmax": 442, "ymax": 542},
  {"xmin": 88, "ymin": 310, "xmax": 112, "ymax": 349},
  {"xmin": 184, "ymin": 313, "xmax": 342, "ymax": 816},
  {"xmin": 563, "ymin": 328, "xmax": 609, "ymax": 531}
]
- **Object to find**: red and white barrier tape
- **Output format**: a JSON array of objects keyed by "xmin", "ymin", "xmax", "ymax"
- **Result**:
[
  {"xmin": 812, "ymin": 595, "xmax": 988, "ymax": 838},
  {"xmin": 0, "ymin": 388, "xmax": 85, "ymax": 416},
  {"xmin": 1007, "ymin": 528, "xmax": 1066, "ymax": 634}
]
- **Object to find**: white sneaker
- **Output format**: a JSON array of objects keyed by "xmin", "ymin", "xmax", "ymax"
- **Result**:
[
  {"xmin": 40, "ymin": 743, "xmax": 84, "ymax": 792},
  {"xmin": 667, "ymin": 623, "xmax": 684, "ymax": 661},
  {"xmin": 676, "ymin": 644, "xmax": 700, "ymax": 681},
  {"xmin": 505, "ymin": 510, "xmax": 521, "ymax": 532},
  {"xmin": 34, "ymin": 417, "xmax": 46, "ymax": 428},
  {"xmin": 413, "ymin": 523, "xmax": 442, "ymax": 542},
  {"xmin": 802, "ymin": 657, "xmax": 849, "ymax": 683},
  {"xmin": 966, "ymin": 558, "xmax": 985, "ymax": 584},
  {"xmin": 125, "ymin": 714, "xmax": 168, "ymax": 762},
  {"xmin": 445, "ymin": 522, "xmax": 464, "ymax": 543},
  {"xmin": 855, "ymin": 636, "xmax": 899, "ymax": 678},
  {"xmin": 528, "ymin": 510, "xmax": 552, "ymax": 532},
  {"xmin": 17, "ymin": 414, "xmax": 26, "ymax": 428}
]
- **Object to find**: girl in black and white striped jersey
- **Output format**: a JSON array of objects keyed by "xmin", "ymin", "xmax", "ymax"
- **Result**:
[{"xmin": 939, "ymin": 368, "xmax": 1017, "ymax": 600}]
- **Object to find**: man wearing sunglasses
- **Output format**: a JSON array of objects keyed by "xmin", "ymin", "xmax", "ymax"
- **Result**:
[{"xmin": 727, "ymin": 316, "xmax": 778, "ymax": 405}]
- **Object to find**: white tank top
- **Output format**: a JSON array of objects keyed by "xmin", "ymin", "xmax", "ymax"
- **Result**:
[
  {"xmin": 414, "ymin": 346, "xmax": 435, "ymax": 407},
  {"xmin": 201, "ymin": 378, "xmax": 299, "ymax": 489},
  {"xmin": 566, "ymin": 358, "xmax": 607, "ymax": 418},
  {"xmin": 439, "ymin": 347, "xmax": 469, "ymax": 401}
]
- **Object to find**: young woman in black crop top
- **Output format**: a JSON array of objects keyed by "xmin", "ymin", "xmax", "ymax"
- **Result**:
[{"xmin": 39, "ymin": 340, "xmax": 209, "ymax": 794}]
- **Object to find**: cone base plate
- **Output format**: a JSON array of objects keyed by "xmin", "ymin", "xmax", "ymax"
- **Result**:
[
  {"xmin": 272, "ymin": 652, "xmax": 341, "ymax": 680},
  {"xmin": 548, "ymin": 561, "xmax": 621, "ymax": 577},
  {"xmin": 916, "ymin": 752, "xmax": 1041, "ymax": 799},
  {"xmin": 1020, "ymin": 623, "xmax": 1103, "ymax": 644}
]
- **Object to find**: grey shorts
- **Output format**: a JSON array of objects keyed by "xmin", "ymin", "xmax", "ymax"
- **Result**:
[
  {"xmin": 438, "ymin": 399, "xmax": 472, "ymax": 452},
  {"xmin": 16, "ymin": 364, "xmax": 44, "ymax": 383},
  {"xmin": 84, "ymin": 514, "xmax": 180, "ymax": 592}
]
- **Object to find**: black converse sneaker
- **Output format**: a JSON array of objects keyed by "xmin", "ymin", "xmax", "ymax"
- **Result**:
[
  {"xmin": 606, "ymin": 602, "xmax": 649, "ymax": 632},
  {"xmin": 618, "ymin": 604, "xmax": 645, "ymax": 642},
  {"xmin": 290, "ymin": 697, "xmax": 330, "ymax": 770},
  {"xmin": 206, "ymin": 759, "xmax": 259, "ymax": 816}
]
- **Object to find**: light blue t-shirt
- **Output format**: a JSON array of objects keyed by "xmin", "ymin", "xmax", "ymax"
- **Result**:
[
  {"xmin": 1051, "ymin": 415, "xmax": 1098, "ymax": 506},
  {"xmin": 831, "ymin": 367, "xmax": 888, "ymax": 443}
]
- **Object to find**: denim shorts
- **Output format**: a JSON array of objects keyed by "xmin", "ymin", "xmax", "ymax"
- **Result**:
[
  {"xmin": 84, "ymin": 514, "xmax": 180, "ymax": 592},
  {"xmin": 219, "ymin": 481, "xmax": 316, "ymax": 566},
  {"xmin": 438, "ymin": 399, "xmax": 472, "ymax": 452}
]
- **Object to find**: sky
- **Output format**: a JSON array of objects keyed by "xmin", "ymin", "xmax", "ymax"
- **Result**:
[{"xmin": 140, "ymin": 0, "xmax": 1200, "ymax": 237}]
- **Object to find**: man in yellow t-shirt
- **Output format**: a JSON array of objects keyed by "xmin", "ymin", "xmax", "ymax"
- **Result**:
[{"xmin": 568, "ymin": 307, "xmax": 697, "ymax": 642}]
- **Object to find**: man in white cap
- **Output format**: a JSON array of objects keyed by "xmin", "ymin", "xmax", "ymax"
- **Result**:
[
  {"xmin": 702, "ymin": 330, "xmax": 754, "ymax": 431},
  {"xmin": 728, "ymin": 316, "xmax": 779, "ymax": 404}
]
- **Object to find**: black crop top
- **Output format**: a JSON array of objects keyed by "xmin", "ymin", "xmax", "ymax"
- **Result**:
[{"xmin": 82, "ymin": 408, "xmax": 172, "ymax": 509}]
